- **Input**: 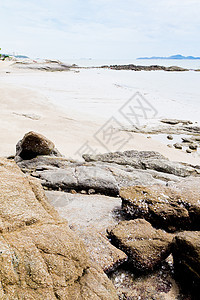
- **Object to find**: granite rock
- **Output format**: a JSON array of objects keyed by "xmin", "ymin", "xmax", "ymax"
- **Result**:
[
  {"xmin": 0, "ymin": 158, "xmax": 118, "ymax": 299},
  {"xmin": 107, "ymin": 219, "xmax": 173, "ymax": 272}
]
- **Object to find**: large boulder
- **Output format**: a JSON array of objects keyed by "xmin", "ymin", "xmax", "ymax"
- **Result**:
[
  {"xmin": 17, "ymin": 155, "xmax": 76, "ymax": 171},
  {"xmin": 0, "ymin": 158, "xmax": 118, "ymax": 299},
  {"xmin": 120, "ymin": 182, "xmax": 200, "ymax": 232},
  {"xmin": 172, "ymin": 231, "xmax": 200, "ymax": 296},
  {"xmin": 15, "ymin": 131, "xmax": 61, "ymax": 160},
  {"xmin": 107, "ymin": 219, "xmax": 173, "ymax": 272}
]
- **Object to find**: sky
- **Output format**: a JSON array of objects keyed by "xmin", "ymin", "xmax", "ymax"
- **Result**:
[{"xmin": 0, "ymin": 0, "xmax": 200, "ymax": 60}]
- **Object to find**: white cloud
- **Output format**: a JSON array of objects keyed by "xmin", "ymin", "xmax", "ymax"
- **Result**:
[{"xmin": 0, "ymin": 0, "xmax": 199, "ymax": 58}]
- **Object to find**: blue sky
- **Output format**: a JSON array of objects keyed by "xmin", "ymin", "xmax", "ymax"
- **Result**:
[{"xmin": 0, "ymin": 0, "xmax": 200, "ymax": 59}]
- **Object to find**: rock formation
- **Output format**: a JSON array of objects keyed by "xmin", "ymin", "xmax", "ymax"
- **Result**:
[
  {"xmin": 0, "ymin": 158, "xmax": 118, "ymax": 299},
  {"xmin": 9, "ymin": 131, "xmax": 200, "ymax": 299}
]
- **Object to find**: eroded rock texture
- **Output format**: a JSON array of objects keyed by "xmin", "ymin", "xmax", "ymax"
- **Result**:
[{"xmin": 0, "ymin": 158, "xmax": 118, "ymax": 299}]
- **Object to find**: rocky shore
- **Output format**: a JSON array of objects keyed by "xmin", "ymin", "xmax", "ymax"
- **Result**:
[
  {"xmin": 100, "ymin": 64, "xmax": 190, "ymax": 72},
  {"xmin": 123, "ymin": 118, "xmax": 200, "ymax": 156},
  {"xmin": 8, "ymin": 58, "xmax": 199, "ymax": 72},
  {"xmin": 1, "ymin": 131, "xmax": 199, "ymax": 299}
]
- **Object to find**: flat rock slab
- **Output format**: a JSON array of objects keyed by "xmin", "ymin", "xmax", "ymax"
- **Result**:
[
  {"xmin": 75, "ymin": 228, "xmax": 128, "ymax": 274},
  {"xmin": 83, "ymin": 150, "xmax": 166, "ymax": 169},
  {"xmin": 124, "ymin": 122, "xmax": 200, "ymax": 135},
  {"xmin": 142, "ymin": 158, "xmax": 197, "ymax": 177},
  {"xmin": 83, "ymin": 149, "xmax": 199, "ymax": 177},
  {"xmin": 108, "ymin": 219, "xmax": 173, "ymax": 272},
  {"xmin": 17, "ymin": 155, "xmax": 76, "ymax": 171},
  {"xmin": 45, "ymin": 190, "xmax": 122, "ymax": 233},
  {"xmin": 120, "ymin": 182, "xmax": 200, "ymax": 232},
  {"xmin": 46, "ymin": 191, "xmax": 128, "ymax": 273},
  {"xmin": 172, "ymin": 231, "xmax": 200, "ymax": 295},
  {"xmin": 38, "ymin": 164, "xmax": 166, "ymax": 196}
]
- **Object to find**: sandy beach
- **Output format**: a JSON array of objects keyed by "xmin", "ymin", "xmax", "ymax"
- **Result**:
[{"xmin": 0, "ymin": 60, "xmax": 199, "ymax": 165}]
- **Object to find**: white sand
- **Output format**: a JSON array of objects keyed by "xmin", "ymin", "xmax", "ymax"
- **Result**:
[{"xmin": 0, "ymin": 61, "xmax": 199, "ymax": 165}]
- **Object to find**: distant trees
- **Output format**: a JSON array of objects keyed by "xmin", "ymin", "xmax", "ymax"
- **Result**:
[{"xmin": 0, "ymin": 48, "xmax": 9, "ymax": 60}]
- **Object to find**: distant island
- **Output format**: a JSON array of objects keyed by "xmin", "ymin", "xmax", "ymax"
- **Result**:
[
  {"xmin": 137, "ymin": 54, "xmax": 200, "ymax": 60},
  {"xmin": 14, "ymin": 55, "xmax": 29, "ymax": 59}
]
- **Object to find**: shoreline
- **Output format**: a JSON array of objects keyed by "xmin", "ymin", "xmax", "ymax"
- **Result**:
[{"xmin": 0, "ymin": 60, "xmax": 199, "ymax": 165}]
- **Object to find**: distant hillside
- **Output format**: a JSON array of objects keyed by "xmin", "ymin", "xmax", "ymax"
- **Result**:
[{"xmin": 137, "ymin": 54, "xmax": 200, "ymax": 60}]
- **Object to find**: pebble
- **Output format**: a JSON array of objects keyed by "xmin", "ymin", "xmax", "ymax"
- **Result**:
[
  {"xmin": 81, "ymin": 190, "xmax": 87, "ymax": 194},
  {"xmin": 70, "ymin": 189, "xmax": 77, "ymax": 194},
  {"xmin": 88, "ymin": 189, "xmax": 96, "ymax": 195},
  {"xmin": 173, "ymin": 143, "xmax": 182, "ymax": 150},
  {"xmin": 167, "ymin": 135, "xmax": 173, "ymax": 140},
  {"xmin": 189, "ymin": 144, "xmax": 198, "ymax": 150},
  {"xmin": 186, "ymin": 149, "xmax": 192, "ymax": 153}
]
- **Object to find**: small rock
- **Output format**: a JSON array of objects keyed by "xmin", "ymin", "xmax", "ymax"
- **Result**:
[
  {"xmin": 167, "ymin": 135, "xmax": 173, "ymax": 140},
  {"xmin": 70, "ymin": 189, "xmax": 77, "ymax": 194},
  {"xmin": 186, "ymin": 149, "xmax": 192, "ymax": 153},
  {"xmin": 88, "ymin": 188, "xmax": 96, "ymax": 195},
  {"xmin": 81, "ymin": 190, "xmax": 87, "ymax": 194},
  {"xmin": 193, "ymin": 136, "xmax": 200, "ymax": 141},
  {"xmin": 173, "ymin": 143, "xmax": 182, "ymax": 149},
  {"xmin": 167, "ymin": 144, "xmax": 173, "ymax": 148},
  {"xmin": 189, "ymin": 144, "xmax": 198, "ymax": 150}
]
